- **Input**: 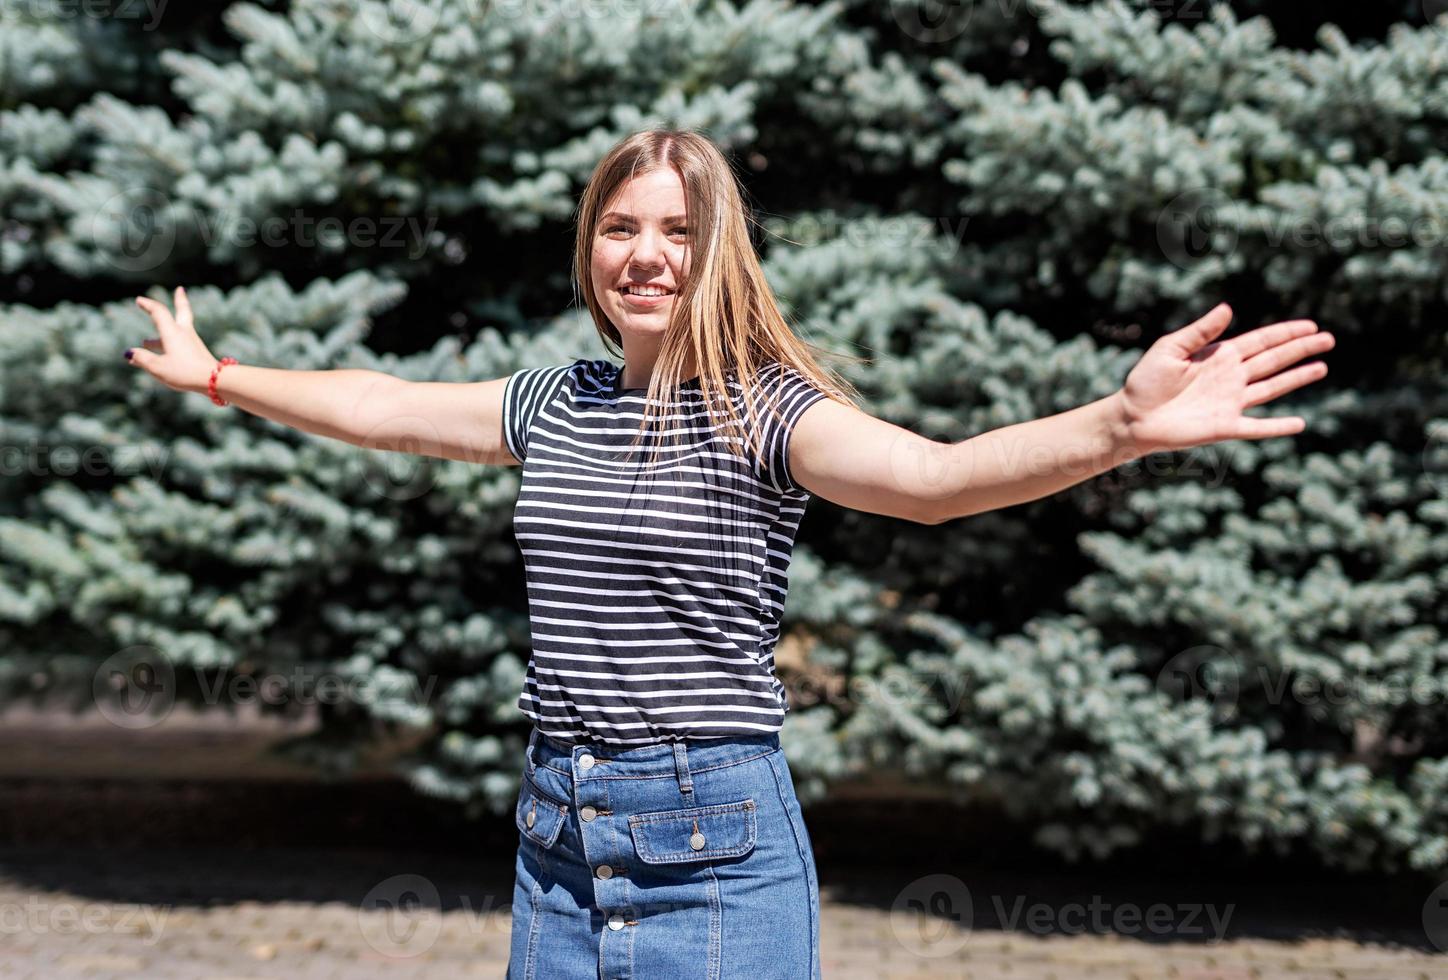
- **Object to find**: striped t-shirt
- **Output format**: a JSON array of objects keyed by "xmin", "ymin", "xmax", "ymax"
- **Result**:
[{"xmin": 501, "ymin": 357, "xmax": 830, "ymax": 746}]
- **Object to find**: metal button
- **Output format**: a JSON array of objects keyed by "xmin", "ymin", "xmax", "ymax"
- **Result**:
[
  {"xmin": 526, "ymin": 811, "xmax": 535, "ymax": 828},
  {"xmin": 607, "ymin": 913, "xmax": 626, "ymax": 931},
  {"xmin": 689, "ymin": 832, "xmax": 706, "ymax": 851},
  {"xmin": 580, "ymin": 806, "xmax": 597, "ymax": 822},
  {"xmin": 578, "ymin": 753, "xmax": 595, "ymax": 771},
  {"xmin": 595, "ymin": 864, "xmax": 613, "ymax": 880}
]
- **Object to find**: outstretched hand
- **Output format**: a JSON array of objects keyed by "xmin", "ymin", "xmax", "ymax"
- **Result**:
[
  {"xmin": 1118, "ymin": 303, "xmax": 1334, "ymax": 456},
  {"xmin": 127, "ymin": 286, "xmax": 219, "ymax": 395}
]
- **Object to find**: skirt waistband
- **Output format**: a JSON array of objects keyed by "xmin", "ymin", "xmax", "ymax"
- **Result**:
[{"xmin": 528, "ymin": 725, "xmax": 781, "ymax": 779}]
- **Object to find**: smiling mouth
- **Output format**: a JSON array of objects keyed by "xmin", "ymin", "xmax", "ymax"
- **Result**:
[{"xmin": 619, "ymin": 288, "xmax": 674, "ymax": 307}]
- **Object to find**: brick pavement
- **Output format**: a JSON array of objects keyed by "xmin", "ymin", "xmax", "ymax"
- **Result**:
[{"xmin": 0, "ymin": 844, "xmax": 1443, "ymax": 979}]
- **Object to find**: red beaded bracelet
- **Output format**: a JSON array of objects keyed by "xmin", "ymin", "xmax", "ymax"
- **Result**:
[{"xmin": 208, "ymin": 357, "xmax": 238, "ymax": 406}]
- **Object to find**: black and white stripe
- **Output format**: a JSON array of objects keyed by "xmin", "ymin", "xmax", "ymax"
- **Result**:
[{"xmin": 502, "ymin": 358, "xmax": 829, "ymax": 745}]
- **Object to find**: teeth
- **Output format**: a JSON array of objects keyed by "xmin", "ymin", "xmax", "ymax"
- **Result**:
[{"xmin": 624, "ymin": 287, "xmax": 671, "ymax": 296}]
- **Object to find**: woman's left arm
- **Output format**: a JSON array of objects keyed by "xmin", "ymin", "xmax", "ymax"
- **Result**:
[{"xmin": 788, "ymin": 303, "xmax": 1335, "ymax": 525}]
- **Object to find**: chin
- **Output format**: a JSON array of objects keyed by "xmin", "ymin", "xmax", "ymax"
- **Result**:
[{"xmin": 613, "ymin": 307, "xmax": 671, "ymax": 332}]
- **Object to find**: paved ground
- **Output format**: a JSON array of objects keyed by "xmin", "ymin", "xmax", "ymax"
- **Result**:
[{"xmin": 1, "ymin": 842, "xmax": 1444, "ymax": 979}]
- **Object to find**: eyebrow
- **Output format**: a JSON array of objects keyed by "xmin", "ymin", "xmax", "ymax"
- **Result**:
[{"xmin": 599, "ymin": 211, "xmax": 688, "ymax": 225}]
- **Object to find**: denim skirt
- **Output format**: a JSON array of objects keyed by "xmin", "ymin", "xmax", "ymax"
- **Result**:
[{"xmin": 507, "ymin": 725, "xmax": 822, "ymax": 979}]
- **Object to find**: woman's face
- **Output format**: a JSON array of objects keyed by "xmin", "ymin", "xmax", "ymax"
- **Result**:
[{"xmin": 590, "ymin": 168, "xmax": 692, "ymax": 346}]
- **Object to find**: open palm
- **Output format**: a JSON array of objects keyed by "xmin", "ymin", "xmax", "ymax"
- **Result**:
[{"xmin": 1120, "ymin": 303, "xmax": 1335, "ymax": 456}]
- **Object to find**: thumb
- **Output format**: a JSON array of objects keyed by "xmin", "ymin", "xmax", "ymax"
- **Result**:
[
  {"xmin": 1168, "ymin": 302, "xmax": 1233, "ymax": 355},
  {"xmin": 125, "ymin": 346, "xmax": 159, "ymax": 373}
]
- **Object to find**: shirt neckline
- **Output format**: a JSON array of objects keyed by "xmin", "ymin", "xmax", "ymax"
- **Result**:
[{"xmin": 609, "ymin": 362, "xmax": 705, "ymax": 396}]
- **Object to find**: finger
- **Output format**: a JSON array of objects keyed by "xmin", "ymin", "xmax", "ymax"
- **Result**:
[
  {"xmin": 1166, "ymin": 302, "xmax": 1233, "ymax": 355},
  {"xmin": 174, "ymin": 285, "xmax": 192, "ymax": 327},
  {"xmin": 125, "ymin": 346, "xmax": 158, "ymax": 371},
  {"xmin": 1242, "ymin": 330, "xmax": 1334, "ymax": 382},
  {"xmin": 1230, "ymin": 318, "xmax": 1320, "ymax": 362},
  {"xmin": 1242, "ymin": 360, "xmax": 1329, "ymax": 409},
  {"xmin": 134, "ymin": 295, "xmax": 178, "ymax": 342},
  {"xmin": 1233, "ymin": 414, "xmax": 1307, "ymax": 440}
]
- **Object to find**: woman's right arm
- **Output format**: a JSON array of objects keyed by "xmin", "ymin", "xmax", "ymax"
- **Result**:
[{"xmin": 128, "ymin": 287, "xmax": 520, "ymax": 467}]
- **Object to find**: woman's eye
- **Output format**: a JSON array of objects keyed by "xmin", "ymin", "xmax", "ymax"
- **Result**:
[{"xmin": 602, "ymin": 225, "xmax": 687, "ymax": 236}]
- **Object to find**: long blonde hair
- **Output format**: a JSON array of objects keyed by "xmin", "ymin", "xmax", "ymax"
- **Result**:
[{"xmin": 572, "ymin": 128, "xmax": 864, "ymax": 476}]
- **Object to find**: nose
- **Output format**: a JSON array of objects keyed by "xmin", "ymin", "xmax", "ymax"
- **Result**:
[{"xmin": 629, "ymin": 226, "xmax": 667, "ymax": 273}]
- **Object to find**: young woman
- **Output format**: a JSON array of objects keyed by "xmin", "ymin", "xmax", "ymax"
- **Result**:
[{"xmin": 127, "ymin": 129, "xmax": 1334, "ymax": 978}]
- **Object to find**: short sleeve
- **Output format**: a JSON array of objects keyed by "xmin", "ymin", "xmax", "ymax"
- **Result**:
[
  {"xmin": 757, "ymin": 363, "xmax": 830, "ymax": 495},
  {"xmin": 501, "ymin": 360, "xmax": 584, "ymax": 464}
]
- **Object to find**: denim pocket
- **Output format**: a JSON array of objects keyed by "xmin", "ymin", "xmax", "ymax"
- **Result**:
[
  {"xmin": 628, "ymin": 798, "xmax": 758, "ymax": 864},
  {"xmin": 516, "ymin": 771, "xmax": 568, "ymax": 849}
]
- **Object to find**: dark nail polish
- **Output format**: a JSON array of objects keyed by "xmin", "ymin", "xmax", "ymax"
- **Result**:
[{"xmin": 124, "ymin": 349, "xmax": 133, "ymax": 360}]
